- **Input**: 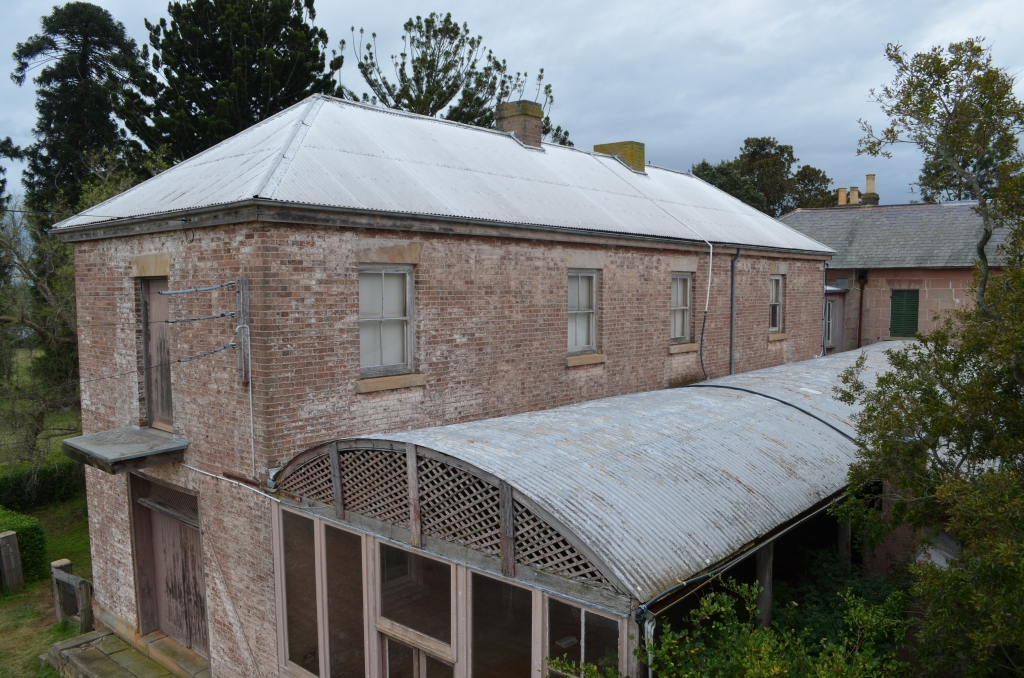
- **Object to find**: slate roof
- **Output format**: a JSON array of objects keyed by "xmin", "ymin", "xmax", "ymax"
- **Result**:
[
  {"xmin": 54, "ymin": 95, "xmax": 830, "ymax": 255},
  {"xmin": 780, "ymin": 202, "xmax": 1006, "ymax": 269}
]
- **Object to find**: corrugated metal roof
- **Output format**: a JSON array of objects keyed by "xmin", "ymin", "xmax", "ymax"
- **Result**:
[
  {"xmin": 780, "ymin": 202, "xmax": 1006, "ymax": 268},
  {"xmin": 359, "ymin": 343, "xmax": 896, "ymax": 601},
  {"xmin": 56, "ymin": 96, "xmax": 831, "ymax": 254}
]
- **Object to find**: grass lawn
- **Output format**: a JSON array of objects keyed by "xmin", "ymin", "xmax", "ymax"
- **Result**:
[{"xmin": 0, "ymin": 495, "xmax": 91, "ymax": 678}]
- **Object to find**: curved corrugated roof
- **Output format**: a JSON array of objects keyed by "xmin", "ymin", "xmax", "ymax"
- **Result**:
[
  {"xmin": 56, "ymin": 95, "xmax": 830, "ymax": 254},
  {"xmin": 359, "ymin": 343, "xmax": 895, "ymax": 601}
]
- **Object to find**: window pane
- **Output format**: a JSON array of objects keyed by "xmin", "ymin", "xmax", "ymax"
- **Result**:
[
  {"xmin": 379, "ymin": 545, "xmax": 452, "ymax": 644},
  {"xmin": 282, "ymin": 511, "xmax": 319, "ymax": 675},
  {"xmin": 325, "ymin": 526, "xmax": 364, "ymax": 678},
  {"xmin": 770, "ymin": 305, "xmax": 780, "ymax": 330},
  {"xmin": 584, "ymin": 612, "xmax": 620, "ymax": 673},
  {"xmin": 425, "ymin": 656, "xmax": 454, "ymax": 678},
  {"xmin": 576, "ymin": 312, "xmax": 591, "ymax": 348},
  {"xmin": 672, "ymin": 309, "xmax": 683, "ymax": 339},
  {"xmin": 360, "ymin": 272, "xmax": 383, "ymax": 320},
  {"xmin": 360, "ymin": 321, "xmax": 382, "ymax": 368},
  {"xmin": 578, "ymin": 276, "xmax": 593, "ymax": 311},
  {"xmin": 382, "ymin": 273, "xmax": 406, "ymax": 318},
  {"xmin": 380, "ymin": 319, "xmax": 406, "ymax": 365},
  {"xmin": 568, "ymin": 312, "xmax": 577, "ymax": 348},
  {"xmin": 769, "ymin": 278, "xmax": 779, "ymax": 304},
  {"xmin": 386, "ymin": 638, "xmax": 414, "ymax": 678},
  {"xmin": 548, "ymin": 599, "xmax": 582, "ymax": 666},
  {"xmin": 671, "ymin": 277, "xmax": 680, "ymax": 308},
  {"xmin": 681, "ymin": 277, "xmax": 690, "ymax": 309},
  {"xmin": 472, "ymin": 574, "xmax": 533, "ymax": 678},
  {"xmin": 568, "ymin": 275, "xmax": 579, "ymax": 312}
]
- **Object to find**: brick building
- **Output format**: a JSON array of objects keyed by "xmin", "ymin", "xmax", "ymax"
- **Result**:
[
  {"xmin": 57, "ymin": 95, "xmax": 849, "ymax": 678},
  {"xmin": 781, "ymin": 187, "xmax": 1006, "ymax": 352}
]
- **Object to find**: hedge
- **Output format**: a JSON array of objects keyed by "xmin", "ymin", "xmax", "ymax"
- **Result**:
[
  {"xmin": 0, "ymin": 506, "xmax": 48, "ymax": 583},
  {"xmin": 0, "ymin": 458, "xmax": 85, "ymax": 511}
]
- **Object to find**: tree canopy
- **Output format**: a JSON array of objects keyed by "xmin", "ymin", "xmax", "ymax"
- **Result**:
[
  {"xmin": 691, "ymin": 137, "xmax": 833, "ymax": 217},
  {"xmin": 10, "ymin": 1, "xmax": 144, "ymax": 213},
  {"xmin": 839, "ymin": 37, "xmax": 1024, "ymax": 675},
  {"xmin": 347, "ymin": 13, "xmax": 572, "ymax": 145},
  {"xmin": 136, "ymin": 0, "xmax": 340, "ymax": 161}
]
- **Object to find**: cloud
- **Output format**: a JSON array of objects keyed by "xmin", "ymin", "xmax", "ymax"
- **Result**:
[{"xmin": 2, "ymin": 0, "xmax": 1023, "ymax": 205}]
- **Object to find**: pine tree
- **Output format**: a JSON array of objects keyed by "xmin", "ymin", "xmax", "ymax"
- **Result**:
[{"xmin": 138, "ymin": 0, "xmax": 340, "ymax": 161}]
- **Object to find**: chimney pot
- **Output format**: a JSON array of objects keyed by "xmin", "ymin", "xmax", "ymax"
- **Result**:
[
  {"xmin": 849, "ymin": 186, "xmax": 860, "ymax": 205},
  {"xmin": 861, "ymin": 174, "xmax": 880, "ymax": 206},
  {"xmin": 593, "ymin": 141, "xmax": 646, "ymax": 172},
  {"xmin": 837, "ymin": 188, "xmax": 847, "ymax": 206},
  {"xmin": 495, "ymin": 100, "xmax": 544, "ymax": 147}
]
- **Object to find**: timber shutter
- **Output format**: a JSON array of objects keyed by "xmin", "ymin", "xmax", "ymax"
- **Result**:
[{"xmin": 889, "ymin": 290, "xmax": 919, "ymax": 338}]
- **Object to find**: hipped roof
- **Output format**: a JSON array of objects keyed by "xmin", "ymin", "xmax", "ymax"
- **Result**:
[{"xmin": 56, "ymin": 95, "xmax": 830, "ymax": 254}]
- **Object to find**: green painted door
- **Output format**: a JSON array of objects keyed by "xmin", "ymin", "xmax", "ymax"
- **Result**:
[{"xmin": 890, "ymin": 290, "xmax": 920, "ymax": 338}]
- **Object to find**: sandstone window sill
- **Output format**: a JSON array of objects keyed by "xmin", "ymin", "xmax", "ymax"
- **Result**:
[
  {"xmin": 355, "ymin": 373, "xmax": 425, "ymax": 394},
  {"xmin": 669, "ymin": 342, "xmax": 699, "ymax": 354},
  {"xmin": 768, "ymin": 332, "xmax": 788, "ymax": 342},
  {"xmin": 566, "ymin": 353, "xmax": 606, "ymax": 367}
]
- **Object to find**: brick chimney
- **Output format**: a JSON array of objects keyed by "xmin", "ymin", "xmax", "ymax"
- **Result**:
[
  {"xmin": 837, "ymin": 187, "xmax": 848, "ymax": 206},
  {"xmin": 594, "ymin": 141, "xmax": 646, "ymax": 172},
  {"xmin": 861, "ymin": 174, "xmax": 880, "ymax": 206},
  {"xmin": 495, "ymin": 100, "xmax": 544, "ymax": 147},
  {"xmin": 849, "ymin": 186, "xmax": 860, "ymax": 205}
]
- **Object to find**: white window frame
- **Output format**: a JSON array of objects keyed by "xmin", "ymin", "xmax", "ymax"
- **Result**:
[
  {"xmin": 670, "ymin": 273, "xmax": 693, "ymax": 344},
  {"xmin": 359, "ymin": 265, "xmax": 415, "ymax": 378},
  {"xmin": 769, "ymin": 275, "xmax": 784, "ymax": 333},
  {"xmin": 568, "ymin": 270, "xmax": 598, "ymax": 354}
]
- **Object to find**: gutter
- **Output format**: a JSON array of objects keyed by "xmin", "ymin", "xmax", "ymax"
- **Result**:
[{"xmin": 53, "ymin": 198, "xmax": 836, "ymax": 258}]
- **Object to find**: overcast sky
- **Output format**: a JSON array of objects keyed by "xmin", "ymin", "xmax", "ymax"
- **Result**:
[{"xmin": 2, "ymin": 0, "xmax": 1023, "ymax": 205}]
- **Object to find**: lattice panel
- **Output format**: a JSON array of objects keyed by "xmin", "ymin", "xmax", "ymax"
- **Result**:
[
  {"xmin": 514, "ymin": 501, "xmax": 610, "ymax": 586},
  {"xmin": 418, "ymin": 457, "xmax": 501, "ymax": 554},
  {"xmin": 338, "ymin": 450, "xmax": 410, "ymax": 527},
  {"xmin": 278, "ymin": 453, "xmax": 334, "ymax": 504}
]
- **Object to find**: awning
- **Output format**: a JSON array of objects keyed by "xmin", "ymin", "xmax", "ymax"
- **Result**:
[{"xmin": 62, "ymin": 426, "xmax": 188, "ymax": 474}]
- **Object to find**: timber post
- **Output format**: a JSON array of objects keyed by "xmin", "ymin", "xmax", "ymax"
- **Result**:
[
  {"xmin": 51, "ymin": 559, "xmax": 74, "ymax": 620},
  {"xmin": 838, "ymin": 518, "xmax": 852, "ymax": 563},
  {"xmin": 0, "ymin": 531, "xmax": 24, "ymax": 593},
  {"xmin": 77, "ymin": 578, "xmax": 94, "ymax": 632}
]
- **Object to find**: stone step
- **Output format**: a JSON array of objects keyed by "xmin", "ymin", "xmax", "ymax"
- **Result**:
[{"xmin": 42, "ymin": 628, "xmax": 207, "ymax": 678}]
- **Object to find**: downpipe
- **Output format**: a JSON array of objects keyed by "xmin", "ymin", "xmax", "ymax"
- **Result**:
[{"xmin": 729, "ymin": 248, "xmax": 742, "ymax": 374}]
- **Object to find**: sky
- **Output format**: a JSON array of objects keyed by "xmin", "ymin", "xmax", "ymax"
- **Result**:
[{"xmin": 2, "ymin": 0, "xmax": 1024, "ymax": 205}]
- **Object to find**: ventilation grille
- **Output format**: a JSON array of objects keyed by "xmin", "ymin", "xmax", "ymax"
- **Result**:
[
  {"xmin": 277, "ymin": 453, "xmax": 334, "ymax": 504},
  {"xmin": 514, "ymin": 501, "xmax": 609, "ymax": 585},
  {"xmin": 418, "ymin": 457, "xmax": 501, "ymax": 554},
  {"xmin": 276, "ymin": 446, "xmax": 610, "ymax": 588},
  {"xmin": 338, "ymin": 449, "xmax": 410, "ymax": 527}
]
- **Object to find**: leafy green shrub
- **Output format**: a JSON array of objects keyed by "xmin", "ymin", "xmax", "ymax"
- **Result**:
[
  {"xmin": 0, "ymin": 506, "xmax": 48, "ymax": 582},
  {"xmin": 0, "ymin": 458, "xmax": 85, "ymax": 511}
]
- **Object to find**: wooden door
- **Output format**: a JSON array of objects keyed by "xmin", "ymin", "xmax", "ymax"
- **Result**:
[
  {"xmin": 143, "ymin": 278, "xmax": 173, "ymax": 431},
  {"xmin": 151, "ymin": 510, "xmax": 209, "ymax": 657}
]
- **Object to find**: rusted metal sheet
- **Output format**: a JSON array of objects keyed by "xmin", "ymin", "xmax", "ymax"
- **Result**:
[
  {"xmin": 360, "ymin": 343, "xmax": 897, "ymax": 602},
  {"xmin": 54, "ymin": 96, "xmax": 831, "ymax": 255}
]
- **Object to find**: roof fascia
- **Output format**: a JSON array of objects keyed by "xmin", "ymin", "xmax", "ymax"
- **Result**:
[{"xmin": 55, "ymin": 198, "xmax": 833, "ymax": 258}]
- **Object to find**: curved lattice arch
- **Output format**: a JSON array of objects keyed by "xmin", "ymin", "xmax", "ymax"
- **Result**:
[{"xmin": 274, "ymin": 439, "xmax": 622, "ymax": 592}]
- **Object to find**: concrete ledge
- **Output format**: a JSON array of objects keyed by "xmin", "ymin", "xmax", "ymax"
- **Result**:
[
  {"xmin": 355, "ymin": 373, "xmax": 426, "ymax": 394},
  {"xmin": 566, "ymin": 353, "xmax": 606, "ymax": 367},
  {"xmin": 768, "ymin": 332, "xmax": 788, "ymax": 342},
  {"xmin": 669, "ymin": 343, "xmax": 699, "ymax": 354}
]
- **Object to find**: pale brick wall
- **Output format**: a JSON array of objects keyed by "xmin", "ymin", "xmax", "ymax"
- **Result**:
[
  {"xmin": 827, "ymin": 267, "xmax": 976, "ymax": 349},
  {"xmin": 73, "ymin": 217, "xmax": 828, "ymax": 673}
]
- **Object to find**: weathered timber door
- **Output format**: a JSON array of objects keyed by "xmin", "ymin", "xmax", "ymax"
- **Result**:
[
  {"xmin": 143, "ymin": 278, "xmax": 173, "ymax": 431},
  {"xmin": 130, "ymin": 475, "xmax": 209, "ymax": 658},
  {"xmin": 151, "ymin": 510, "xmax": 208, "ymax": 656}
]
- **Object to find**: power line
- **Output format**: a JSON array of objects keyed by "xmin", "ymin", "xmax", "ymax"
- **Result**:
[{"xmin": 0, "ymin": 336, "xmax": 240, "ymax": 400}]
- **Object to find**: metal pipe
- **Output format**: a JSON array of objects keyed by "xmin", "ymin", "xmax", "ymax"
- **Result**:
[
  {"xmin": 857, "ymin": 275, "xmax": 867, "ymax": 348},
  {"xmin": 729, "ymin": 249, "xmax": 742, "ymax": 374},
  {"xmin": 819, "ymin": 262, "xmax": 829, "ymax": 357}
]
